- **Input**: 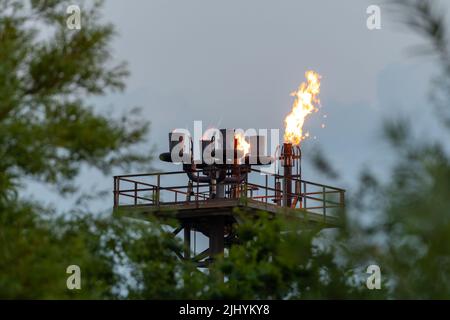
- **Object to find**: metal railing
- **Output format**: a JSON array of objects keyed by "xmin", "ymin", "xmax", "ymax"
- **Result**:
[{"xmin": 113, "ymin": 168, "xmax": 345, "ymax": 217}]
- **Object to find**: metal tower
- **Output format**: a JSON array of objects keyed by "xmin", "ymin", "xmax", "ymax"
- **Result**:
[{"xmin": 113, "ymin": 129, "xmax": 345, "ymax": 268}]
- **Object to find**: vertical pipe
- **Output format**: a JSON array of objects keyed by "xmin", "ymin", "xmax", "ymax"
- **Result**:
[
  {"xmin": 156, "ymin": 174, "xmax": 160, "ymax": 207},
  {"xmin": 113, "ymin": 176, "xmax": 118, "ymax": 208},
  {"xmin": 134, "ymin": 182, "xmax": 137, "ymax": 205},
  {"xmin": 243, "ymin": 172, "xmax": 248, "ymax": 198},
  {"xmin": 265, "ymin": 175, "xmax": 268, "ymax": 203},
  {"xmin": 295, "ymin": 180, "xmax": 301, "ymax": 208},
  {"xmin": 303, "ymin": 182, "xmax": 307, "ymax": 209},
  {"xmin": 217, "ymin": 182, "xmax": 224, "ymax": 199},
  {"xmin": 275, "ymin": 181, "xmax": 282, "ymax": 205},
  {"xmin": 196, "ymin": 171, "xmax": 199, "ymax": 208},
  {"xmin": 282, "ymin": 143, "xmax": 293, "ymax": 208},
  {"xmin": 232, "ymin": 136, "xmax": 239, "ymax": 199},
  {"xmin": 117, "ymin": 178, "xmax": 120, "ymax": 207},
  {"xmin": 187, "ymin": 181, "xmax": 193, "ymax": 202}
]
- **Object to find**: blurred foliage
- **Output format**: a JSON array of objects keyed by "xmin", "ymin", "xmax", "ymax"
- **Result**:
[
  {"xmin": 0, "ymin": 203, "xmax": 118, "ymax": 299},
  {"xmin": 0, "ymin": 0, "xmax": 152, "ymax": 199},
  {"xmin": 2, "ymin": 0, "xmax": 450, "ymax": 299},
  {"xmin": 197, "ymin": 210, "xmax": 383, "ymax": 299},
  {"xmin": 0, "ymin": 0, "xmax": 152, "ymax": 298}
]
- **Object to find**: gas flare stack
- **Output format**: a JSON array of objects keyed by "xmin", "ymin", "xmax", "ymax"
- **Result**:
[
  {"xmin": 278, "ymin": 142, "xmax": 302, "ymax": 208},
  {"xmin": 113, "ymin": 127, "xmax": 345, "ymax": 268}
]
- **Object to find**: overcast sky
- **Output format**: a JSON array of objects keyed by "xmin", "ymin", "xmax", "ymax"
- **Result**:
[{"xmin": 26, "ymin": 0, "xmax": 450, "ymax": 213}]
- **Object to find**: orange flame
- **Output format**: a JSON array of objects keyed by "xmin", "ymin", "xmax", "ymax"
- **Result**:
[
  {"xmin": 284, "ymin": 70, "xmax": 321, "ymax": 145},
  {"xmin": 235, "ymin": 132, "xmax": 250, "ymax": 156}
]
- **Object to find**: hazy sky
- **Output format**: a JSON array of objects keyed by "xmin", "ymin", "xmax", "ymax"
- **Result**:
[{"xmin": 26, "ymin": 0, "xmax": 449, "ymax": 212}]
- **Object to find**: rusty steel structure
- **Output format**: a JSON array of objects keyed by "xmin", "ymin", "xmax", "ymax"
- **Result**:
[{"xmin": 113, "ymin": 129, "xmax": 345, "ymax": 268}]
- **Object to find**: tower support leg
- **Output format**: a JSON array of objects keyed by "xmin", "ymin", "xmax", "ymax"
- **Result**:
[{"xmin": 209, "ymin": 216, "xmax": 225, "ymax": 259}]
